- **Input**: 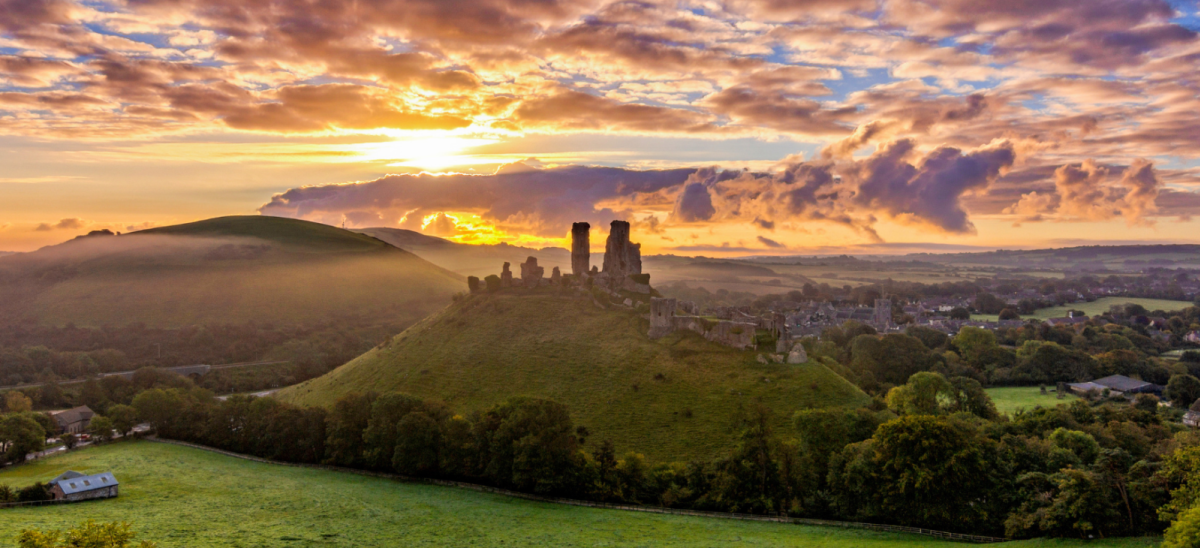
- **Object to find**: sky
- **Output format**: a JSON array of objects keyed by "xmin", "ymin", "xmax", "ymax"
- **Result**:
[{"xmin": 2, "ymin": 0, "xmax": 1200, "ymax": 255}]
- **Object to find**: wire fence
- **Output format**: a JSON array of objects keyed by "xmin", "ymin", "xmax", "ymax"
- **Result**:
[{"xmin": 149, "ymin": 438, "xmax": 1008, "ymax": 543}]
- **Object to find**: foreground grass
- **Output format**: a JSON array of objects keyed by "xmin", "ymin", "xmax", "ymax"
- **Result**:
[
  {"xmin": 987, "ymin": 386, "xmax": 1079, "ymax": 415},
  {"xmin": 0, "ymin": 442, "xmax": 1160, "ymax": 548},
  {"xmin": 278, "ymin": 293, "xmax": 871, "ymax": 462}
]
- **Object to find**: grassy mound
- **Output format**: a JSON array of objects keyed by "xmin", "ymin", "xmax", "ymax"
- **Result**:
[
  {"xmin": 0, "ymin": 442, "xmax": 1160, "ymax": 547},
  {"xmin": 277, "ymin": 292, "xmax": 871, "ymax": 462},
  {"xmin": 0, "ymin": 216, "xmax": 463, "ymax": 328}
]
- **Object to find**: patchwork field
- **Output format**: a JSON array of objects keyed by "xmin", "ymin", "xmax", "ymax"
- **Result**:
[
  {"xmin": 0, "ymin": 442, "xmax": 1162, "ymax": 548},
  {"xmin": 986, "ymin": 386, "xmax": 1079, "ymax": 415},
  {"xmin": 974, "ymin": 297, "xmax": 1195, "ymax": 322}
]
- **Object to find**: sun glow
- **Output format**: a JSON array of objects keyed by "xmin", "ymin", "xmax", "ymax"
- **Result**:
[{"xmin": 357, "ymin": 136, "xmax": 499, "ymax": 170}]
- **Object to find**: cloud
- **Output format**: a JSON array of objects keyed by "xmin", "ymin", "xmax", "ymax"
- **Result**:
[
  {"xmin": 673, "ymin": 182, "xmax": 717, "ymax": 222},
  {"xmin": 259, "ymin": 165, "xmax": 697, "ymax": 237},
  {"xmin": 998, "ymin": 158, "xmax": 1166, "ymax": 225},
  {"xmin": 34, "ymin": 217, "xmax": 87, "ymax": 231},
  {"xmin": 757, "ymin": 235, "xmax": 786, "ymax": 248},
  {"xmin": 848, "ymin": 139, "xmax": 1016, "ymax": 233}
]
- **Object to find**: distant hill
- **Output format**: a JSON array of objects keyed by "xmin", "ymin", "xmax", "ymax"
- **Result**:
[
  {"xmin": 904, "ymin": 244, "xmax": 1200, "ymax": 271},
  {"xmin": 356, "ymin": 227, "xmax": 570, "ymax": 279},
  {"xmin": 276, "ymin": 292, "xmax": 869, "ymax": 462},
  {"xmin": 0, "ymin": 216, "xmax": 463, "ymax": 328}
]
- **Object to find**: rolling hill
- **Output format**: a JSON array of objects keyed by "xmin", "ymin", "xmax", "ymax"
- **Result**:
[
  {"xmin": 0, "ymin": 216, "xmax": 464, "ymax": 328},
  {"xmin": 355, "ymin": 227, "xmax": 570, "ymax": 279},
  {"xmin": 276, "ymin": 291, "xmax": 870, "ymax": 462}
]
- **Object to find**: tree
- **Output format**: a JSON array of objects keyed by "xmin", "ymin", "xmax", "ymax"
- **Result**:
[
  {"xmin": 0, "ymin": 413, "xmax": 45, "ymax": 463},
  {"xmin": 363, "ymin": 393, "xmax": 426, "ymax": 470},
  {"xmin": 999, "ymin": 308, "xmax": 1021, "ymax": 320},
  {"xmin": 392, "ymin": 412, "xmax": 441, "ymax": 475},
  {"xmin": 1168, "ymin": 374, "xmax": 1200, "ymax": 409},
  {"xmin": 947, "ymin": 376, "xmax": 998, "ymax": 419},
  {"xmin": 131, "ymin": 389, "xmax": 184, "ymax": 435},
  {"xmin": 905, "ymin": 326, "xmax": 949, "ymax": 350},
  {"xmin": 949, "ymin": 307, "xmax": 970, "ymax": 320},
  {"xmin": 1048, "ymin": 428, "xmax": 1100, "ymax": 465},
  {"xmin": 4, "ymin": 391, "xmax": 33, "ymax": 413},
  {"xmin": 886, "ymin": 372, "xmax": 954, "ymax": 416},
  {"xmin": 974, "ymin": 293, "xmax": 1007, "ymax": 314},
  {"xmin": 88, "ymin": 415, "xmax": 115, "ymax": 443},
  {"xmin": 829, "ymin": 415, "xmax": 1000, "ymax": 531},
  {"xmin": 953, "ymin": 326, "xmax": 998, "ymax": 365},
  {"xmin": 1165, "ymin": 505, "xmax": 1200, "ymax": 548},
  {"xmin": 107, "ymin": 405, "xmax": 139, "ymax": 437},
  {"xmin": 323, "ymin": 391, "xmax": 377, "ymax": 467},
  {"xmin": 18, "ymin": 520, "xmax": 158, "ymax": 548}
]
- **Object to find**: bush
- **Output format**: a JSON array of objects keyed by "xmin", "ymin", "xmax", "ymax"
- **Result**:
[{"xmin": 17, "ymin": 482, "xmax": 51, "ymax": 502}]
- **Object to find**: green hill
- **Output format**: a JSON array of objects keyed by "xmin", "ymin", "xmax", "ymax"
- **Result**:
[
  {"xmin": 276, "ymin": 291, "xmax": 870, "ymax": 462},
  {"xmin": 355, "ymin": 226, "xmax": 570, "ymax": 279},
  {"xmin": 0, "ymin": 216, "xmax": 464, "ymax": 328}
]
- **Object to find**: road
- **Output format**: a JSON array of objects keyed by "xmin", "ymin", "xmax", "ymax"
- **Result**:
[{"xmin": 14, "ymin": 423, "xmax": 153, "ymax": 464}]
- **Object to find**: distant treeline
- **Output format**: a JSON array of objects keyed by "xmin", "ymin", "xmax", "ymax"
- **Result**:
[{"xmin": 0, "ymin": 319, "xmax": 400, "ymax": 392}]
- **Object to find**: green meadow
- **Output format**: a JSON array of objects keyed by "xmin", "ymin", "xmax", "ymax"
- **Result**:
[
  {"xmin": 986, "ymin": 386, "xmax": 1079, "ymax": 415},
  {"xmin": 0, "ymin": 442, "xmax": 1161, "ymax": 548}
]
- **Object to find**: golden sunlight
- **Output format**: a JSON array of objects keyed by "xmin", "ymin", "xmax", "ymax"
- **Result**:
[{"xmin": 357, "ymin": 136, "xmax": 499, "ymax": 170}]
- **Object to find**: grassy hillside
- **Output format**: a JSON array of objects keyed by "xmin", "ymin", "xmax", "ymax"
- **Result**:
[
  {"xmin": 0, "ymin": 216, "xmax": 464, "ymax": 328},
  {"xmin": 277, "ymin": 291, "xmax": 870, "ymax": 462},
  {"xmin": 356, "ymin": 227, "xmax": 570, "ymax": 279},
  {"xmin": 0, "ymin": 442, "xmax": 1161, "ymax": 548}
]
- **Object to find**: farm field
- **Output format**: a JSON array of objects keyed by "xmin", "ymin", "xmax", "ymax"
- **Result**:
[
  {"xmin": 0, "ymin": 442, "xmax": 1162, "ymax": 548},
  {"xmin": 987, "ymin": 386, "xmax": 1078, "ymax": 415},
  {"xmin": 974, "ymin": 297, "xmax": 1195, "ymax": 322}
]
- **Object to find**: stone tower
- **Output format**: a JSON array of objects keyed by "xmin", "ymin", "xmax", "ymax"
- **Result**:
[
  {"xmin": 874, "ymin": 298, "xmax": 893, "ymax": 329},
  {"xmin": 571, "ymin": 222, "xmax": 590, "ymax": 277},
  {"xmin": 602, "ymin": 220, "xmax": 641, "ymax": 278}
]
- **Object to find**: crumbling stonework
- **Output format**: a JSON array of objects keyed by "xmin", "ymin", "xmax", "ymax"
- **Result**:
[
  {"xmin": 520, "ymin": 256, "xmax": 544, "ymax": 286},
  {"xmin": 501, "ymin": 262, "xmax": 513, "ymax": 287},
  {"xmin": 571, "ymin": 222, "xmax": 590, "ymax": 277},
  {"xmin": 787, "ymin": 343, "xmax": 808, "ymax": 364},
  {"xmin": 551, "ymin": 267, "xmax": 561, "ymax": 284},
  {"xmin": 467, "ymin": 276, "xmax": 481, "ymax": 293},
  {"xmin": 649, "ymin": 297, "xmax": 677, "ymax": 338},
  {"xmin": 602, "ymin": 220, "xmax": 641, "ymax": 280},
  {"xmin": 706, "ymin": 321, "xmax": 756, "ymax": 350}
]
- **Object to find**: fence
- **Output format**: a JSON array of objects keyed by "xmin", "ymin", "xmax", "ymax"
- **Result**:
[
  {"xmin": 148, "ymin": 438, "xmax": 1007, "ymax": 543},
  {"xmin": 0, "ymin": 499, "xmax": 70, "ymax": 509}
]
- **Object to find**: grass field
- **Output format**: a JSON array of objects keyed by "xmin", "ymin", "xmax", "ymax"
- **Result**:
[
  {"xmin": 986, "ymin": 386, "xmax": 1078, "ymax": 415},
  {"xmin": 974, "ymin": 297, "xmax": 1195, "ymax": 322},
  {"xmin": 0, "ymin": 216, "xmax": 464, "ymax": 327},
  {"xmin": 0, "ymin": 442, "xmax": 1161, "ymax": 548},
  {"xmin": 277, "ymin": 292, "xmax": 871, "ymax": 463}
]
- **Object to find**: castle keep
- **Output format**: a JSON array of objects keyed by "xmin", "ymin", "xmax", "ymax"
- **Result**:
[
  {"xmin": 468, "ymin": 220, "xmax": 650, "ymax": 293},
  {"xmin": 466, "ymin": 220, "xmax": 804, "ymax": 356}
]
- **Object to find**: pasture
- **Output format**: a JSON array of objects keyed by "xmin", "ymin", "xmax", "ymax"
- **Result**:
[
  {"xmin": 986, "ymin": 386, "xmax": 1078, "ymax": 415},
  {"xmin": 0, "ymin": 442, "xmax": 1161, "ymax": 548}
]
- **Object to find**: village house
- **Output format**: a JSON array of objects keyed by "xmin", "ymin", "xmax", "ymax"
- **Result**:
[
  {"xmin": 1186, "ymin": 400, "xmax": 1200, "ymax": 428},
  {"xmin": 1068, "ymin": 375, "xmax": 1164, "ymax": 397},
  {"xmin": 47, "ymin": 471, "xmax": 119, "ymax": 502},
  {"xmin": 48, "ymin": 406, "xmax": 94, "ymax": 435},
  {"xmin": 1186, "ymin": 331, "xmax": 1200, "ymax": 345}
]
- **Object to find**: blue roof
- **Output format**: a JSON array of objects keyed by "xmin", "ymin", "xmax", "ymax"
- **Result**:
[{"xmin": 51, "ymin": 472, "xmax": 118, "ymax": 495}]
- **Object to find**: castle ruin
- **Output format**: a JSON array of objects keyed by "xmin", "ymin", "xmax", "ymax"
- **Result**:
[{"xmin": 571, "ymin": 222, "xmax": 590, "ymax": 276}]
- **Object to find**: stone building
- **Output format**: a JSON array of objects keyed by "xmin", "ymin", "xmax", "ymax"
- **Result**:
[
  {"xmin": 520, "ymin": 256, "xmax": 544, "ymax": 285},
  {"xmin": 47, "ymin": 471, "xmax": 119, "ymax": 502},
  {"xmin": 49, "ymin": 406, "xmax": 94, "ymax": 435}
]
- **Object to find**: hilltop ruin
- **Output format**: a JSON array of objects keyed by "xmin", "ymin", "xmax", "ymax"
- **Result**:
[
  {"xmin": 466, "ymin": 220, "xmax": 651, "ymax": 293},
  {"xmin": 465, "ymin": 220, "xmax": 805, "ymax": 356}
]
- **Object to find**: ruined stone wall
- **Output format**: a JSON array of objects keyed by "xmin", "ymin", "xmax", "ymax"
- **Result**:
[
  {"xmin": 706, "ymin": 321, "xmax": 757, "ymax": 350},
  {"xmin": 520, "ymin": 256, "xmax": 544, "ymax": 286},
  {"xmin": 602, "ymin": 220, "xmax": 641, "ymax": 278},
  {"xmin": 649, "ymin": 297, "xmax": 677, "ymax": 338}
]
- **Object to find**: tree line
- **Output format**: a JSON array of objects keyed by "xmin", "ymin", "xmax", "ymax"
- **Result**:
[{"xmin": 111, "ymin": 372, "xmax": 1200, "ymax": 541}]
